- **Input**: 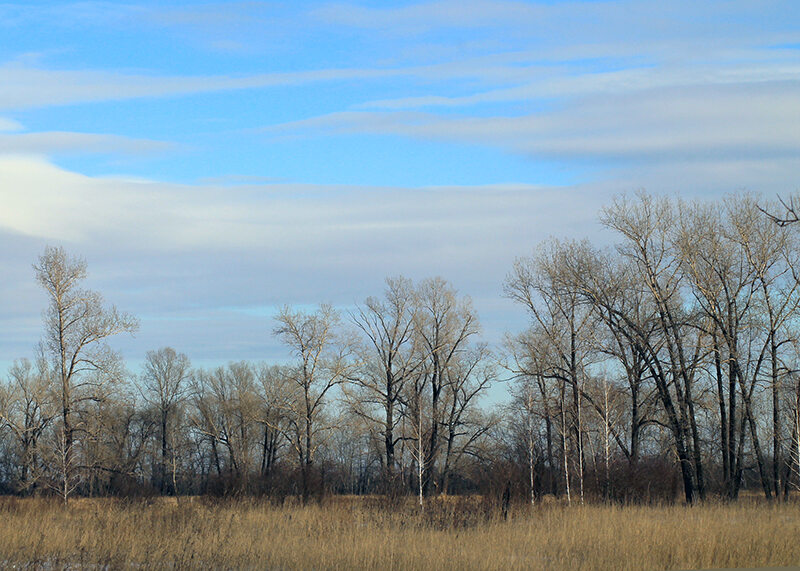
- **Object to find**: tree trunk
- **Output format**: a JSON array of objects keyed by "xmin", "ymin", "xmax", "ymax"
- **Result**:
[
  {"xmin": 771, "ymin": 331, "xmax": 781, "ymax": 498},
  {"xmin": 385, "ymin": 392, "xmax": 396, "ymax": 493},
  {"xmin": 712, "ymin": 329, "xmax": 730, "ymax": 491},
  {"xmin": 161, "ymin": 412, "xmax": 168, "ymax": 494}
]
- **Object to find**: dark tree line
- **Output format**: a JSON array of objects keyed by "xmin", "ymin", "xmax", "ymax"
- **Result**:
[{"xmin": 4, "ymin": 192, "xmax": 800, "ymax": 505}]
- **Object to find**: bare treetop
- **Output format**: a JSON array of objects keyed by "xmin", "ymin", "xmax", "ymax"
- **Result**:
[{"xmin": 760, "ymin": 195, "xmax": 800, "ymax": 227}]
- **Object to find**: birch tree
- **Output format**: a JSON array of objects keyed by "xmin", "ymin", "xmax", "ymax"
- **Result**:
[
  {"xmin": 554, "ymin": 234, "xmax": 702, "ymax": 503},
  {"xmin": 506, "ymin": 241, "xmax": 596, "ymax": 504}
]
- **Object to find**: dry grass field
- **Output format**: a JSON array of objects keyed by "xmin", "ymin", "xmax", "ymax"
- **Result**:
[{"xmin": 0, "ymin": 495, "xmax": 798, "ymax": 569}]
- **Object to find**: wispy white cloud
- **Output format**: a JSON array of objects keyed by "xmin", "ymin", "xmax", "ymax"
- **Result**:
[
  {"xmin": 0, "ymin": 62, "xmax": 401, "ymax": 111},
  {"xmin": 361, "ymin": 58, "xmax": 800, "ymax": 109},
  {"xmin": 0, "ymin": 118, "xmax": 24, "ymax": 132},
  {"xmin": 269, "ymin": 80, "xmax": 800, "ymax": 162},
  {"xmin": 3, "ymin": 1, "xmax": 797, "ymax": 116},
  {"xmin": 313, "ymin": 0, "xmax": 800, "ymax": 43},
  {"xmin": 0, "ymin": 131, "xmax": 173, "ymax": 155},
  {"xmin": 311, "ymin": 0, "xmax": 545, "ymax": 32},
  {"xmin": 0, "ymin": 156, "xmax": 594, "ymax": 252},
  {"xmin": 0, "ymin": 2, "xmax": 279, "ymax": 34}
]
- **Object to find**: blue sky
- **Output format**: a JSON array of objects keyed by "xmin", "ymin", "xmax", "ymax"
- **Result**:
[{"xmin": 1, "ymin": 0, "xmax": 799, "ymax": 370}]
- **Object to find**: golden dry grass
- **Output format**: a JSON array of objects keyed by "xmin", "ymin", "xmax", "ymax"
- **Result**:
[{"xmin": 0, "ymin": 495, "xmax": 798, "ymax": 569}]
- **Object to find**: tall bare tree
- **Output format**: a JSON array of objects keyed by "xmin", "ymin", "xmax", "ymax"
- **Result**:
[
  {"xmin": 552, "ymin": 233, "xmax": 701, "ymax": 503},
  {"xmin": 139, "ymin": 347, "xmax": 191, "ymax": 494},
  {"xmin": 730, "ymin": 196, "xmax": 800, "ymax": 498},
  {"xmin": 505, "ymin": 328, "xmax": 561, "ymax": 497},
  {"xmin": 506, "ymin": 240, "xmax": 596, "ymax": 504},
  {"xmin": 674, "ymin": 195, "xmax": 800, "ymax": 498},
  {"xmin": 600, "ymin": 193, "xmax": 707, "ymax": 502},
  {"xmin": 414, "ymin": 277, "xmax": 479, "ymax": 495},
  {"xmin": 348, "ymin": 276, "xmax": 422, "ymax": 492},
  {"xmin": 33, "ymin": 246, "xmax": 138, "ymax": 503},
  {"xmin": 438, "ymin": 343, "xmax": 496, "ymax": 494},
  {"xmin": 274, "ymin": 304, "xmax": 354, "ymax": 502}
]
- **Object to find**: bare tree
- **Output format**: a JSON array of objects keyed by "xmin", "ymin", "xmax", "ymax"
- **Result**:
[
  {"xmin": 674, "ymin": 198, "xmax": 767, "ymax": 498},
  {"xmin": 190, "ymin": 363, "xmax": 261, "ymax": 491},
  {"xmin": 730, "ymin": 197, "xmax": 800, "ymax": 498},
  {"xmin": 0, "ymin": 357, "xmax": 55, "ymax": 493},
  {"xmin": 80, "ymin": 383, "xmax": 153, "ymax": 496},
  {"xmin": 274, "ymin": 304, "xmax": 354, "ymax": 503},
  {"xmin": 600, "ymin": 193, "xmax": 707, "ymax": 502},
  {"xmin": 414, "ymin": 277, "xmax": 480, "ymax": 495},
  {"xmin": 673, "ymin": 195, "xmax": 800, "ymax": 498},
  {"xmin": 348, "ymin": 276, "xmax": 423, "ymax": 493},
  {"xmin": 505, "ymin": 241, "xmax": 597, "ymax": 504},
  {"xmin": 438, "ymin": 344, "xmax": 497, "ymax": 494},
  {"xmin": 254, "ymin": 363, "xmax": 290, "ymax": 480},
  {"xmin": 505, "ymin": 328, "xmax": 560, "ymax": 497},
  {"xmin": 139, "ymin": 347, "xmax": 191, "ymax": 494},
  {"xmin": 33, "ymin": 246, "xmax": 138, "ymax": 503},
  {"xmin": 552, "ymin": 233, "xmax": 701, "ymax": 503},
  {"xmin": 508, "ymin": 373, "xmax": 538, "ymax": 504}
]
